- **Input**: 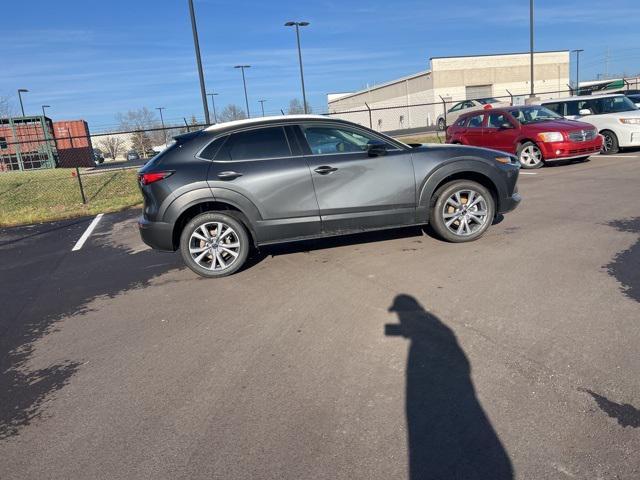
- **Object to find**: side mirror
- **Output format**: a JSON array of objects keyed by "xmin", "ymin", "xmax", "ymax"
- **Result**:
[
  {"xmin": 579, "ymin": 109, "xmax": 592, "ymax": 116},
  {"xmin": 499, "ymin": 122, "xmax": 514, "ymax": 130},
  {"xmin": 367, "ymin": 143, "xmax": 387, "ymax": 157}
]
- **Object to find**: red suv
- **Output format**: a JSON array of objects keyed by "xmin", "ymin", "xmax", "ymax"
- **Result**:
[{"xmin": 445, "ymin": 105, "xmax": 603, "ymax": 169}]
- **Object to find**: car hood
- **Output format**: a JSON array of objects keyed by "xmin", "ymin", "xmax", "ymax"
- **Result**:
[{"xmin": 522, "ymin": 119, "xmax": 597, "ymax": 132}]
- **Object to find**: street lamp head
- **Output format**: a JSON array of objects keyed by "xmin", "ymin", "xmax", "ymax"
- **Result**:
[
  {"xmin": 234, "ymin": 65, "xmax": 251, "ymax": 69},
  {"xmin": 284, "ymin": 21, "xmax": 295, "ymax": 26},
  {"xmin": 285, "ymin": 21, "xmax": 309, "ymax": 27},
  {"xmin": 42, "ymin": 104, "xmax": 51, "ymax": 108},
  {"xmin": 298, "ymin": 21, "xmax": 310, "ymax": 26},
  {"xmin": 18, "ymin": 88, "xmax": 29, "ymax": 93}
]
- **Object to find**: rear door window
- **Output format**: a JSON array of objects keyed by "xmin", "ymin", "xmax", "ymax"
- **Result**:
[
  {"xmin": 467, "ymin": 113, "xmax": 485, "ymax": 128},
  {"xmin": 219, "ymin": 126, "xmax": 291, "ymax": 161},
  {"xmin": 487, "ymin": 112, "xmax": 510, "ymax": 128}
]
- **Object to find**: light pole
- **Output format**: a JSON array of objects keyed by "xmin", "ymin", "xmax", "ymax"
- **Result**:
[
  {"xmin": 188, "ymin": 0, "xmax": 210, "ymax": 124},
  {"xmin": 285, "ymin": 21, "xmax": 310, "ymax": 114},
  {"xmin": 18, "ymin": 89, "xmax": 29, "ymax": 117},
  {"xmin": 207, "ymin": 92, "xmax": 219, "ymax": 123},
  {"xmin": 258, "ymin": 99, "xmax": 266, "ymax": 116},
  {"xmin": 234, "ymin": 65, "xmax": 251, "ymax": 118},
  {"xmin": 156, "ymin": 107, "xmax": 167, "ymax": 146},
  {"xmin": 529, "ymin": 0, "xmax": 535, "ymax": 97},
  {"xmin": 41, "ymin": 104, "xmax": 51, "ymax": 118},
  {"xmin": 572, "ymin": 49, "xmax": 584, "ymax": 94}
]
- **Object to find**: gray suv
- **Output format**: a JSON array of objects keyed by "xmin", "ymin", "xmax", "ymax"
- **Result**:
[{"xmin": 138, "ymin": 115, "xmax": 521, "ymax": 277}]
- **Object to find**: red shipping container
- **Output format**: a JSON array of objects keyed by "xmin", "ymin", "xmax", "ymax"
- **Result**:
[{"xmin": 53, "ymin": 120, "xmax": 95, "ymax": 168}]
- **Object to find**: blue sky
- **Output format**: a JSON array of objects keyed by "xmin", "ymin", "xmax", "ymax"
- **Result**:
[{"xmin": 3, "ymin": 0, "xmax": 640, "ymax": 131}]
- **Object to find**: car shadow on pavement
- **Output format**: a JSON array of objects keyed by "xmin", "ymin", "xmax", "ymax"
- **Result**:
[
  {"xmin": 0, "ymin": 237, "xmax": 183, "ymax": 440},
  {"xmin": 385, "ymin": 294, "xmax": 513, "ymax": 480},
  {"xmin": 605, "ymin": 217, "xmax": 640, "ymax": 303}
]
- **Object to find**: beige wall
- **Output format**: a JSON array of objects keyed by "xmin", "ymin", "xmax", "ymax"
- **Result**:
[{"xmin": 328, "ymin": 51, "xmax": 570, "ymax": 132}]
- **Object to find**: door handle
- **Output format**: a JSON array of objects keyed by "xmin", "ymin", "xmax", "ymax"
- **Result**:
[
  {"xmin": 217, "ymin": 171, "xmax": 243, "ymax": 180},
  {"xmin": 314, "ymin": 166, "xmax": 338, "ymax": 175}
]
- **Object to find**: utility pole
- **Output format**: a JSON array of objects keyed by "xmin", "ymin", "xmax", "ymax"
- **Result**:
[
  {"xmin": 18, "ymin": 89, "xmax": 29, "ymax": 117},
  {"xmin": 207, "ymin": 92, "xmax": 219, "ymax": 123},
  {"xmin": 188, "ymin": 0, "xmax": 210, "ymax": 124},
  {"xmin": 285, "ymin": 21, "xmax": 310, "ymax": 114},
  {"xmin": 529, "ymin": 0, "xmax": 535, "ymax": 97},
  {"xmin": 604, "ymin": 47, "xmax": 610, "ymax": 80},
  {"xmin": 156, "ymin": 107, "xmax": 167, "ymax": 146},
  {"xmin": 258, "ymin": 99, "xmax": 266, "ymax": 116},
  {"xmin": 571, "ymin": 49, "xmax": 584, "ymax": 94},
  {"xmin": 234, "ymin": 65, "xmax": 251, "ymax": 118}
]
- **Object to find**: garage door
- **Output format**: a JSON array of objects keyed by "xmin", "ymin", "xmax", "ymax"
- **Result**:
[{"xmin": 466, "ymin": 85, "xmax": 493, "ymax": 101}]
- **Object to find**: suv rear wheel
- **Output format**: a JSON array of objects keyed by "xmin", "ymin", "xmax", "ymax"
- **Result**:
[
  {"xmin": 180, "ymin": 212, "xmax": 249, "ymax": 278},
  {"xmin": 517, "ymin": 141, "xmax": 544, "ymax": 169},
  {"xmin": 430, "ymin": 180, "xmax": 495, "ymax": 243}
]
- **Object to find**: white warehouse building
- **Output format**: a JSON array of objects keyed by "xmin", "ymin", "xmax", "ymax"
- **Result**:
[{"xmin": 327, "ymin": 51, "xmax": 570, "ymax": 132}]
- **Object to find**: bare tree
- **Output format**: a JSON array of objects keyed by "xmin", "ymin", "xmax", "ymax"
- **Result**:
[
  {"xmin": 96, "ymin": 136, "xmax": 124, "ymax": 160},
  {"xmin": 218, "ymin": 104, "xmax": 247, "ymax": 123},
  {"xmin": 116, "ymin": 107, "xmax": 164, "ymax": 156},
  {"xmin": 0, "ymin": 96, "xmax": 15, "ymax": 119},
  {"xmin": 287, "ymin": 98, "xmax": 313, "ymax": 115}
]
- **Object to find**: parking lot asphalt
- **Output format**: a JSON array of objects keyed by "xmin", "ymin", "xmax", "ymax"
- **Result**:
[{"xmin": 1, "ymin": 152, "xmax": 640, "ymax": 479}]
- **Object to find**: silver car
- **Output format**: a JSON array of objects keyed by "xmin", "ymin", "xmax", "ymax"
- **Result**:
[{"xmin": 436, "ymin": 98, "xmax": 502, "ymax": 131}]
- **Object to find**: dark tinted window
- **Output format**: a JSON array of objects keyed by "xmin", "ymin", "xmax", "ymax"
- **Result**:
[
  {"xmin": 199, "ymin": 136, "xmax": 228, "ymax": 160},
  {"xmin": 0, "ymin": 137, "xmax": 7, "ymax": 150},
  {"xmin": 467, "ymin": 113, "xmax": 484, "ymax": 128},
  {"xmin": 455, "ymin": 117, "xmax": 467, "ymax": 127},
  {"xmin": 302, "ymin": 125, "xmax": 396, "ymax": 155},
  {"xmin": 486, "ymin": 112, "xmax": 510, "ymax": 128},
  {"xmin": 221, "ymin": 127, "xmax": 291, "ymax": 161},
  {"xmin": 544, "ymin": 103, "xmax": 563, "ymax": 115}
]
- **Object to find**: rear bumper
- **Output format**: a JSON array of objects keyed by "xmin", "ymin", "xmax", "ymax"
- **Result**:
[
  {"xmin": 498, "ymin": 192, "xmax": 522, "ymax": 214},
  {"xmin": 138, "ymin": 216, "xmax": 175, "ymax": 251},
  {"xmin": 539, "ymin": 137, "xmax": 603, "ymax": 160}
]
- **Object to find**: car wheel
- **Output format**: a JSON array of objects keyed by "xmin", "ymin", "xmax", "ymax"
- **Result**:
[
  {"xmin": 600, "ymin": 130, "xmax": 619, "ymax": 154},
  {"xmin": 180, "ymin": 212, "xmax": 249, "ymax": 278},
  {"xmin": 430, "ymin": 180, "xmax": 495, "ymax": 243},
  {"xmin": 437, "ymin": 118, "xmax": 446, "ymax": 131},
  {"xmin": 517, "ymin": 141, "xmax": 544, "ymax": 169}
]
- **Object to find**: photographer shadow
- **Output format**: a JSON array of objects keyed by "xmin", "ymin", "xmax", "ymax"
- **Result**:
[{"xmin": 386, "ymin": 294, "xmax": 513, "ymax": 480}]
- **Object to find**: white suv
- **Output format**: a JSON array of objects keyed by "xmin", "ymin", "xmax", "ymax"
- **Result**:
[{"xmin": 541, "ymin": 94, "xmax": 640, "ymax": 154}]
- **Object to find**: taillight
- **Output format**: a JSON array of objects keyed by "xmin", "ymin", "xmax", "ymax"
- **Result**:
[{"xmin": 139, "ymin": 171, "xmax": 172, "ymax": 185}]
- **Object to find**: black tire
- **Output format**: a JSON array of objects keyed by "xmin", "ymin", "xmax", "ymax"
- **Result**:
[
  {"xmin": 430, "ymin": 180, "xmax": 495, "ymax": 243},
  {"xmin": 180, "ymin": 212, "xmax": 249, "ymax": 278},
  {"xmin": 437, "ymin": 118, "xmax": 446, "ymax": 131},
  {"xmin": 600, "ymin": 130, "xmax": 619, "ymax": 154},
  {"xmin": 517, "ymin": 141, "xmax": 544, "ymax": 169}
]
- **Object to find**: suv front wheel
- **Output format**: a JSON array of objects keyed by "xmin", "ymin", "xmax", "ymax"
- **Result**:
[
  {"xmin": 430, "ymin": 180, "xmax": 495, "ymax": 243},
  {"xmin": 180, "ymin": 212, "xmax": 250, "ymax": 278}
]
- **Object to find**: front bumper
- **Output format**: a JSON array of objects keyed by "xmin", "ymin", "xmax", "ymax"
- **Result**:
[
  {"xmin": 539, "ymin": 137, "xmax": 603, "ymax": 160},
  {"xmin": 138, "ymin": 216, "xmax": 175, "ymax": 251},
  {"xmin": 498, "ymin": 192, "xmax": 522, "ymax": 214}
]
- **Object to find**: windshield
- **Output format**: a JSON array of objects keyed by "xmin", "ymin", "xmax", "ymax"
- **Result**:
[
  {"xmin": 477, "ymin": 97, "xmax": 500, "ymax": 105},
  {"xmin": 507, "ymin": 106, "xmax": 562, "ymax": 124}
]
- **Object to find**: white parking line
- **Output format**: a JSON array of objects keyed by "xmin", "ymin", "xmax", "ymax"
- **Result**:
[
  {"xmin": 520, "ymin": 172, "xmax": 537, "ymax": 175},
  {"xmin": 72, "ymin": 214, "xmax": 104, "ymax": 251}
]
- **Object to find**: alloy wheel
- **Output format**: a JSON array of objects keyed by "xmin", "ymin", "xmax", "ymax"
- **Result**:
[
  {"xmin": 519, "ymin": 145, "xmax": 542, "ymax": 167},
  {"xmin": 441, "ymin": 189, "xmax": 489, "ymax": 237},
  {"xmin": 602, "ymin": 133, "xmax": 614, "ymax": 152},
  {"xmin": 189, "ymin": 221, "xmax": 241, "ymax": 271}
]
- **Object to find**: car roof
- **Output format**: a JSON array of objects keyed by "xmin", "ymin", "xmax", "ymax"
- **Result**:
[
  {"xmin": 541, "ymin": 93, "xmax": 625, "ymax": 102},
  {"xmin": 203, "ymin": 114, "xmax": 330, "ymax": 133}
]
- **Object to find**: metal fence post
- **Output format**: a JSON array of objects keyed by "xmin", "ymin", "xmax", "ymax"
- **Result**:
[
  {"xmin": 506, "ymin": 89, "xmax": 514, "ymax": 105},
  {"xmin": 364, "ymin": 102, "xmax": 373, "ymax": 128},
  {"xmin": 75, "ymin": 167, "xmax": 87, "ymax": 204},
  {"xmin": 439, "ymin": 96, "xmax": 448, "ymax": 130}
]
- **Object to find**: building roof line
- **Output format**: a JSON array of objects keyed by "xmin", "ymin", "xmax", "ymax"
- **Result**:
[
  {"xmin": 429, "ymin": 50, "xmax": 570, "ymax": 60},
  {"xmin": 328, "ymin": 70, "xmax": 432, "ymax": 104}
]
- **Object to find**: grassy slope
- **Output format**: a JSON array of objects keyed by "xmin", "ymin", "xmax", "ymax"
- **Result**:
[{"xmin": 0, "ymin": 168, "xmax": 142, "ymax": 227}]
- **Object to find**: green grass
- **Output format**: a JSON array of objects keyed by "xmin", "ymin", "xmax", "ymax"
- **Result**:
[{"xmin": 0, "ymin": 168, "xmax": 142, "ymax": 227}]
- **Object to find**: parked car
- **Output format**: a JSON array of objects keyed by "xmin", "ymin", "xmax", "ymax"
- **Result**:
[
  {"xmin": 541, "ymin": 94, "xmax": 640, "ymax": 154},
  {"xmin": 627, "ymin": 94, "xmax": 640, "ymax": 108},
  {"xmin": 436, "ymin": 98, "xmax": 503, "ymax": 131},
  {"xmin": 138, "ymin": 115, "xmax": 521, "ymax": 277},
  {"xmin": 446, "ymin": 105, "xmax": 603, "ymax": 169},
  {"xmin": 126, "ymin": 150, "xmax": 140, "ymax": 161},
  {"xmin": 93, "ymin": 148, "xmax": 105, "ymax": 164}
]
